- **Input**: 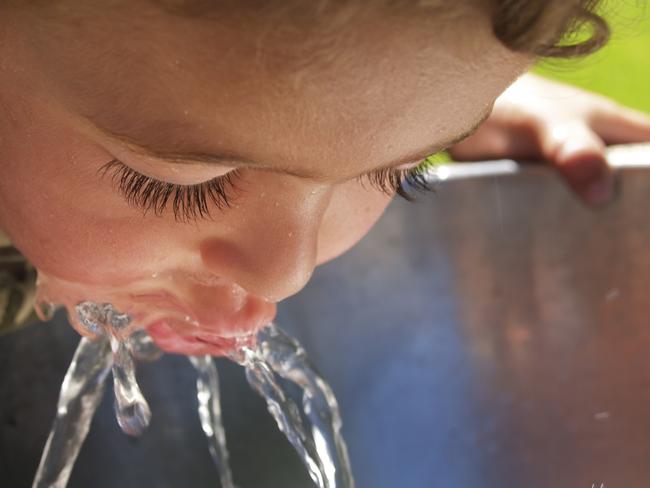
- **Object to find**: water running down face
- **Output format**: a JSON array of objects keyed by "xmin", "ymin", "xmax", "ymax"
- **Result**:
[{"xmin": 0, "ymin": 1, "xmax": 531, "ymax": 355}]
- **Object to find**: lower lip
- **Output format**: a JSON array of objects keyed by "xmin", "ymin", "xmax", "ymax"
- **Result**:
[{"xmin": 146, "ymin": 314, "xmax": 270, "ymax": 357}]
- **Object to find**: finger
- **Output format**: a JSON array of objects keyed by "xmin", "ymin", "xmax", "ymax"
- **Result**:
[
  {"xmin": 539, "ymin": 122, "xmax": 614, "ymax": 206},
  {"xmin": 449, "ymin": 120, "xmax": 541, "ymax": 161},
  {"xmin": 590, "ymin": 103, "xmax": 650, "ymax": 144}
]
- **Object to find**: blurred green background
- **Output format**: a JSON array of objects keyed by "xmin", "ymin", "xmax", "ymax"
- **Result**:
[
  {"xmin": 426, "ymin": 1, "xmax": 650, "ymax": 166},
  {"xmin": 535, "ymin": 0, "xmax": 650, "ymax": 113},
  {"xmin": 425, "ymin": 1, "xmax": 650, "ymax": 166}
]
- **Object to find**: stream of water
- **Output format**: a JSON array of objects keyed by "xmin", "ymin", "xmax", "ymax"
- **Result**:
[
  {"xmin": 32, "ymin": 337, "xmax": 111, "ymax": 488},
  {"xmin": 189, "ymin": 355, "xmax": 237, "ymax": 488},
  {"xmin": 32, "ymin": 302, "xmax": 354, "ymax": 488},
  {"xmin": 239, "ymin": 324, "xmax": 355, "ymax": 488}
]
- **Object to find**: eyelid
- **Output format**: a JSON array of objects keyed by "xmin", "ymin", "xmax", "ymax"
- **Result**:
[
  {"xmin": 100, "ymin": 148, "xmax": 439, "ymax": 222},
  {"xmin": 114, "ymin": 148, "xmax": 236, "ymax": 185},
  {"xmin": 392, "ymin": 159, "xmax": 425, "ymax": 171},
  {"xmin": 98, "ymin": 159, "xmax": 239, "ymax": 222}
]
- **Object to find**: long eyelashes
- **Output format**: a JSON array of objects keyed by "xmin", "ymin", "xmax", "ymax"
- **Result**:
[
  {"xmin": 360, "ymin": 163, "xmax": 437, "ymax": 201},
  {"xmin": 98, "ymin": 159, "xmax": 239, "ymax": 222},
  {"xmin": 99, "ymin": 157, "xmax": 438, "ymax": 223}
]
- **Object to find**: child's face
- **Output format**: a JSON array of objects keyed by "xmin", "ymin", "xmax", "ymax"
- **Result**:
[{"xmin": 0, "ymin": 2, "xmax": 529, "ymax": 354}]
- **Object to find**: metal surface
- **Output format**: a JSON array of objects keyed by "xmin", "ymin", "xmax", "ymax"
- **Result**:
[
  {"xmin": 2, "ymin": 152, "xmax": 650, "ymax": 487},
  {"xmin": 432, "ymin": 143, "xmax": 650, "ymax": 181}
]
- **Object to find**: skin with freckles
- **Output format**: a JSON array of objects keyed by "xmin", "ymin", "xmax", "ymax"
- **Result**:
[{"xmin": 1, "ymin": 1, "xmax": 649, "ymax": 355}]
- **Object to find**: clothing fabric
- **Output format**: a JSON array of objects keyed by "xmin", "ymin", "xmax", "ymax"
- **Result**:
[{"xmin": 0, "ymin": 231, "xmax": 38, "ymax": 335}]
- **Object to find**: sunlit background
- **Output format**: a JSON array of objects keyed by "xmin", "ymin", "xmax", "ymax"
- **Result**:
[{"xmin": 536, "ymin": 0, "xmax": 650, "ymax": 113}]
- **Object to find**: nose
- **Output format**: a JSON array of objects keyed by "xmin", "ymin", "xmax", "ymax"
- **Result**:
[{"xmin": 199, "ymin": 178, "xmax": 331, "ymax": 302}]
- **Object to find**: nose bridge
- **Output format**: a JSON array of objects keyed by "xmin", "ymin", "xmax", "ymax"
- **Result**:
[{"xmin": 199, "ymin": 178, "xmax": 331, "ymax": 301}]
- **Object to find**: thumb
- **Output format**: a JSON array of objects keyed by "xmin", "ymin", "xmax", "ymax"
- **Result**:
[{"xmin": 539, "ymin": 123, "xmax": 615, "ymax": 206}]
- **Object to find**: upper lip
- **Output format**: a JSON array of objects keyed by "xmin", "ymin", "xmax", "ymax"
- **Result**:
[{"xmin": 127, "ymin": 286, "xmax": 277, "ymax": 338}]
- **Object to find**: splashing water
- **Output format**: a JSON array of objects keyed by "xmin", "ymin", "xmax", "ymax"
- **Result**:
[
  {"xmin": 255, "ymin": 325, "xmax": 354, "ymax": 488},
  {"xmin": 237, "ymin": 324, "xmax": 355, "ymax": 488},
  {"xmin": 33, "ymin": 300, "xmax": 156, "ymax": 488},
  {"xmin": 32, "ymin": 336, "xmax": 112, "ymax": 488},
  {"xmin": 109, "ymin": 334, "xmax": 152, "ymax": 436},
  {"xmin": 189, "ymin": 356, "xmax": 237, "ymax": 488},
  {"xmin": 76, "ymin": 301, "xmax": 151, "ymax": 436},
  {"xmin": 241, "ymin": 346, "xmax": 325, "ymax": 484},
  {"xmin": 34, "ymin": 301, "xmax": 355, "ymax": 488}
]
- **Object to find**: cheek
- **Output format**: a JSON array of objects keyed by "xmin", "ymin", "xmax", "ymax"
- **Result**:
[
  {"xmin": 0, "ymin": 95, "xmax": 392, "ymax": 288},
  {"xmin": 316, "ymin": 180, "xmax": 393, "ymax": 265},
  {"xmin": 0, "ymin": 108, "xmax": 178, "ymax": 285}
]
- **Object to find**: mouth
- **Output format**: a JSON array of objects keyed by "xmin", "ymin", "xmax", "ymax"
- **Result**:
[
  {"xmin": 135, "ymin": 284, "xmax": 278, "ymax": 356},
  {"xmin": 35, "ymin": 269, "xmax": 277, "ymax": 356},
  {"xmin": 146, "ymin": 319, "xmax": 262, "ymax": 356},
  {"xmin": 144, "ymin": 294, "xmax": 277, "ymax": 356}
]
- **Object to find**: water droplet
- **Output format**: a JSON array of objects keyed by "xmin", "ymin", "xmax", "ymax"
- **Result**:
[
  {"xmin": 126, "ymin": 329, "xmax": 163, "ymax": 363},
  {"xmin": 113, "ymin": 401, "xmax": 151, "ymax": 436}
]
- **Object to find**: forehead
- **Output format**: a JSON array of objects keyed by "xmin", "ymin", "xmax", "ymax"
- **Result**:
[{"xmin": 26, "ymin": 2, "xmax": 529, "ymax": 177}]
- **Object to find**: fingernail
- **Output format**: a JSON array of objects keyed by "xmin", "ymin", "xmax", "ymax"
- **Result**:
[{"xmin": 584, "ymin": 174, "xmax": 614, "ymax": 206}]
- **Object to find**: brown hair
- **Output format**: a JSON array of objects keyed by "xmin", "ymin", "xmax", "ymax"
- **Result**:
[{"xmin": 489, "ymin": 0, "xmax": 609, "ymax": 57}]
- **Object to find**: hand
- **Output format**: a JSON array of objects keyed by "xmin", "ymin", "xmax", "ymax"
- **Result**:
[{"xmin": 449, "ymin": 73, "xmax": 650, "ymax": 206}]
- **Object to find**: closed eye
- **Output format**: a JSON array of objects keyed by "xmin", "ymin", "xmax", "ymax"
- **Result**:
[
  {"xmin": 98, "ymin": 159, "xmax": 240, "ymax": 222},
  {"xmin": 359, "ymin": 154, "xmax": 444, "ymax": 200},
  {"xmin": 98, "ymin": 151, "xmax": 445, "ymax": 223}
]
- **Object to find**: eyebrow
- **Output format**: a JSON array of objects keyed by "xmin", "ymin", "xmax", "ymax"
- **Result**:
[{"xmin": 90, "ymin": 106, "xmax": 492, "ymax": 177}]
